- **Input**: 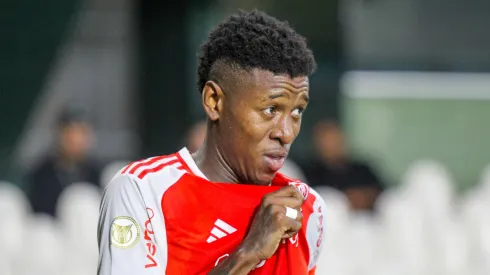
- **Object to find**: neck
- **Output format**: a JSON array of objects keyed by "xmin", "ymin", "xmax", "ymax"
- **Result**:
[
  {"xmin": 192, "ymin": 137, "xmax": 240, "ymax": 183},
  {"xmin": 56, "ymin": 151, "xmax": 81, "ymax": 170}
]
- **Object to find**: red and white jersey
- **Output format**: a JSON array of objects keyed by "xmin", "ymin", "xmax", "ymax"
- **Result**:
[{"xmin": 97, "ymin": 148, "xmax": 326, "ymax": 275}]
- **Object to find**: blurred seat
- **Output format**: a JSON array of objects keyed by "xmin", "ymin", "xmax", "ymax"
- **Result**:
[
  {"xmin": 100, "ymin": 160, "xmax": 130, "ymax": 188},
  {"xmin": 343, "ymin": 212, "xmax": 382, "ymax": 275},
  {"xmin": 314, "ymin": 250, "xmax": 348, "ymax": 275},
  {"xmin": 0, "ymin": 182, "xmax": 31, "ymax": 259},
  {"xmin": 460, "ymin": 185, "xmax": 490, "ymax": 273},
  {"xmin": 15, "ymin": 213, "xmax": 62, "ymax": 275},
  {"xmin": 0, "ymin": 251, "xmax": 14, "ymax": 275},
  {"xmin": 394, "ymin": 175, "xmax": 468, "ymax": 275},
  {"xmin": 376, "ymin": 189, "xmax": 429, "ymax": 275},
  {"xmin": 56, "ymin": 182, "xmax": 101, "ymax": 271},
  {"xmin": 433, "ymin": 219, "xmax": 471, "ymax": 275},
  {"xmin": 400, "ymin": 160, "xmax": 455, "ymax": 222}
]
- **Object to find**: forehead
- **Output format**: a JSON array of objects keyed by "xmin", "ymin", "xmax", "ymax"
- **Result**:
[
  {"xmin": 61, "ymin": 122, "xmax": 91, "ymax": 132},
  {"xmin": 232, "ymin": 69, "xmax": 309, "ymax": 98},
  {"xmin": 250, "ymin": 69, "xmax": 308, "ymax": 89}
]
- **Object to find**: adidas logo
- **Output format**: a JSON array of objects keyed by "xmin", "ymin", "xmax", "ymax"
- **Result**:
[{"xmin": 206, "ymin": 219, "xmax": 237, "ymax": 243}]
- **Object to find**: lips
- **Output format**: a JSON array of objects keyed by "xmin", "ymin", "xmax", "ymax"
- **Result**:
[{"xmin": 264, "ymin": 149, "xmax": 288, "ymax": 171}]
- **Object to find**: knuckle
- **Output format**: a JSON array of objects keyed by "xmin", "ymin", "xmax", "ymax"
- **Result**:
[
  {"xmin": 275, "ymin": 211, "xmax": 286, "ymax": 222},
  {"xmin": 264, "ymin": 204, "xmax": 274, "ymax": 214},
  {"xmin": 296, "ymin": 222, "xmax": 303, "ymax": 231},
  {"xmin": 290, "ymin": 185, "xmax": 304, "ymax": 199},
  {"xmin": 261, "ymin": 195, "xmax": 269, "ymax": 204},
  {"xmin": 270, "ymin": 204, "xmax": 283, "ymax": 215},
  {"xmin": 294, "ymin": 198, "xmax": 303, "ymax": 207},
  {"xmin": 297, "ymin": 211, "xmax": 304, "ymax": 220},
  {"xmin": 297, "ymin": 190, "xmax": 306, "ymax": 200},
  {"xmin": 289, "ymin": 185, "xmax": 298, "ymax": 192},
  {"xmin": 261, "ymin": 194, "xmax": 274, "ymax": 205},
  {"xmin": 276, "ymin": 211, "xmax": 285, "ymax": 220}
]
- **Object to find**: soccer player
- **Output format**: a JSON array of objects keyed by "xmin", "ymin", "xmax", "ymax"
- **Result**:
[{"xmin": 98, "ymin": 10, "xmax": 326, "ymax": 275}]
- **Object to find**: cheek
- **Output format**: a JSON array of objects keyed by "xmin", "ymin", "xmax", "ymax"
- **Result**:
[
  {"xmin": 293, "ymin": 120, "xmax": 301, "ymax": 136},
  {"xmin": 243, "ymin": 114, "xmax": 271, "ymax": 143},
  {"xmin": 222, "ymin": 100, "xmax": 269, "ymax": 151},
  {"xmin": 231, "ymin": 120, "xmax": 262, "ymax": 148},
  {"xmin": 225, "ymin": 115, "xmax": 269, "ymax": 156}
]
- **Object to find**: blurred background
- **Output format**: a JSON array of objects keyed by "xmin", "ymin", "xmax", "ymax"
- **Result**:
[{"xmin": 1, "ymin": 0, "xmax": 490, "ymax": 274}]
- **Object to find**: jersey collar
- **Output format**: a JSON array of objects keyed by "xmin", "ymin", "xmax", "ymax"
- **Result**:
[
  {"xmin": 178, "ymin": 147, "xmax": 209, "ymax": 180},
  {"xmin": 178, "ymin": 147, "xmax": 291, "ymax": 186}
]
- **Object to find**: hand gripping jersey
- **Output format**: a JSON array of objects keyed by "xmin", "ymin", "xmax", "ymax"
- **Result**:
[{"xmin": 98, "ymin": 148, "xmax": 326, "ymax": 275}]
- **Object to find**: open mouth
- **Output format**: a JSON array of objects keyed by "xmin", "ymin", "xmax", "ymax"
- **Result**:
[{"xmin": 264, "ymin": 151, "xmax": 287, "ymax": 171}]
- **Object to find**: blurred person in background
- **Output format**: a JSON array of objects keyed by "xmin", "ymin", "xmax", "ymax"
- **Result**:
[
  {"xmin": 25, "ymin": 107, "xmax": 101, "ymax": 218},
  {"xmin": 186, "ymin": 120, "xmax": 207, "ymax": 153},
  {"xmin": 304, "ymin": 120, "xmax": 384, "ymax": 212},
  {"xmin": 98, "ymin": 10, "xmax": 325, "ymax": 275}
]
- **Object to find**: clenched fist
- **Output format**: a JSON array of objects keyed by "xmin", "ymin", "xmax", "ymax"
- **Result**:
[{"xmin": 240, "ymin": 185, "xmax": 305, "ymax": 260}]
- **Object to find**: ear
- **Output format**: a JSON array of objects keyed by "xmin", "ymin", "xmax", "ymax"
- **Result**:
[{"xmin": 201, "ymin": 81, "xmax": 224, "ymax": 122}]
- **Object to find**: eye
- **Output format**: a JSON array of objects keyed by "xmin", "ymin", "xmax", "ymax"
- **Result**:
[
  {"xmin": 291, "ymin": 108, "xmax": 304, "ymax": 117},
  {"xmin": 264, "ymin": 106, "xmax": 277, "ymax": 116}
]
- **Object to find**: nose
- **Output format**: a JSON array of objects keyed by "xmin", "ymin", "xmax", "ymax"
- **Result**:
[{"xmin": 270, "ymin": 115, "xmax": 296, "ymax": 146}]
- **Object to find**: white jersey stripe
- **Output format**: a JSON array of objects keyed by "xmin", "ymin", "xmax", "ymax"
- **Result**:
[
  {"xmin": 215, "ymin": 219, "xmax": 237, "ymax": 234},
  {"xmin": 206, "ymin": 236, "xmax": 217, "ymax": 243},
  {"xmin": 210, "ymin": 227, "xmax": 227, "ymax": 238}
]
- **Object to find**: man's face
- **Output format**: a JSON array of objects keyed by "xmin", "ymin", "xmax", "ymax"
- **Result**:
[
  {"xmin": 216, "ymin": 69, "xmax": 309, "ymax": 185},
  {"xmin": 59, "ymin": 122, "xmax": 94, "ymax": 161},
  {"xmin": 314, "ymin": 122, "xmax": 346, "ymax": 162}
]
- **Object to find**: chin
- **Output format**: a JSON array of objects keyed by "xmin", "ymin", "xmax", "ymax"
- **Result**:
[{"xmin": 253, "ymin": 171, "xmax": 276, "ymax": 186}]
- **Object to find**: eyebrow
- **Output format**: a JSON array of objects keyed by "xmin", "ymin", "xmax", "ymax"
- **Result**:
[
  {"xmin": 303, "ymin": 94, "xmax": 310, "ymax": 103},
  {"xmin": 269, "ymin": 93, "xmax": 287, "ymax": 100},
  {"xmin": 268, "ymin": 93, "xmax": 309, "ymax": 103}
]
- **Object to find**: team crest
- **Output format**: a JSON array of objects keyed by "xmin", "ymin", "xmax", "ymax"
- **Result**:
[
  {"xmin": 290, "ymin": 182, "xmax": 309, "ymax": 200},
  {"xmin": 111, "ymin": 216, "xmax": 140, "ymax": 249}
]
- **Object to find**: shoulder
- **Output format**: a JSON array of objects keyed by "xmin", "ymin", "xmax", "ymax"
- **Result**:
[
  {"xmin": 116, "ymin": 152, "xmax": 190, "ymax": 183},
  {"xmin": 349, "ymin": 159, "xmax": 370, "ymax": 170},
  {"xmin": 303, "ymin": 187, "xmax": 326, "ymax": 270},
  {"xmin": 303, "ymin": 187, "xmax": 326, "ymax": 226},
  {"xmin": 104, "ymin": 152, "xmax": 190, "ymax": 201},
  {"xmin": 307, "ymin": 188, "xmax": 326, "ymax": 219},
  {"xmin": 24, "ymin": 156, "xmax": 56, "ymax": 187},
  {"xmin": 28, "ymin": 155, "xmax": 55, "ymax": 175}
]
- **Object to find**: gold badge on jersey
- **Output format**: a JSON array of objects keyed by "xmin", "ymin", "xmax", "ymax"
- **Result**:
[{"xmin": 111, "ymin": 216, "xmax": 140, "ymax": 249}]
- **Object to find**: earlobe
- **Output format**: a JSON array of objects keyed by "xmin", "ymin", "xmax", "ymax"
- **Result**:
[{"xmin": 202, "ymin": 81, "xmax": 223, "ymax": 121}]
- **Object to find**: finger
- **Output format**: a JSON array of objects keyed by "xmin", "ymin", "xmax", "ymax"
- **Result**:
[
  {"xmin": 282, "ymin": 230, "xmax": 300, "ymax": 239},
  {"xmin": 284, "ymin": 206, "xmax": 303, "ymax": 222},
  {"xmin": 270, "ymin": 205, "xmax": 303, "ymax": 222},
  {"xmin": 281, "ymin": 218, "xmax": 302, "ymax": 237},
  {"xmin": 285, "ymin": 206, "xmax": 298, "ymax": 220},
  {"xmin": 267, "ymin": 185, "xmax": 305, "ymax": 201},
  {"xmin": 262, "ymin": 196, "xmax": 303, "ymax": 210}
]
